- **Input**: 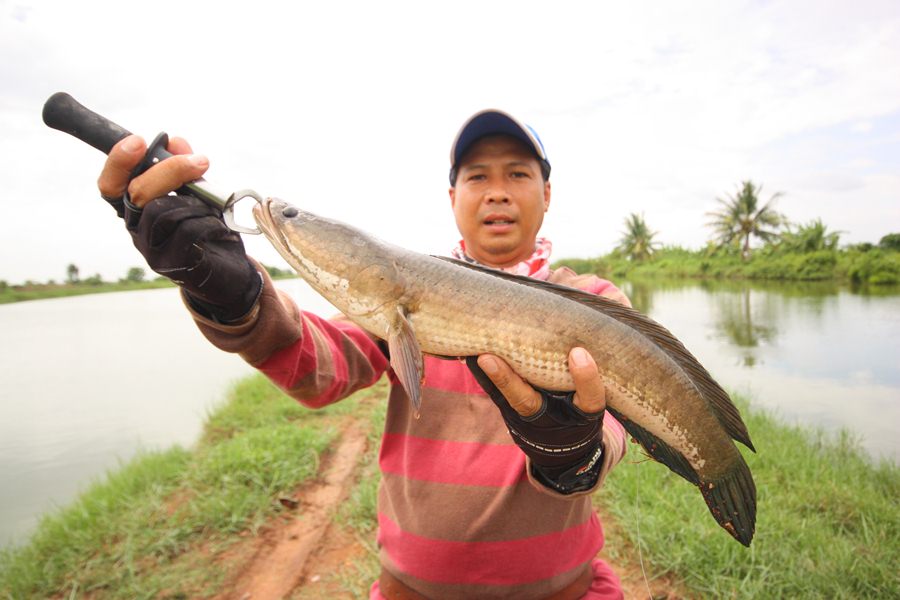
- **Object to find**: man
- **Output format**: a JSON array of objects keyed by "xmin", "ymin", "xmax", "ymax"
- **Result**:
[{"xmin": 98, "ymin": 109, "xmax": 629, "ymax": 599}]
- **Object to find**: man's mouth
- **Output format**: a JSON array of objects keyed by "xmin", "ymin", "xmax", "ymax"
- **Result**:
[{"xmin": 483, "ymin": 215, "xmax": 516, "ymax": 226}]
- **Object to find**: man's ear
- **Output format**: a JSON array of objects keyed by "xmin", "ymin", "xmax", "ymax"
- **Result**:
[
  {"xmin": 543, "ymin": 180, "xmax": 551, "ymax": 212},
  {"xmin": 449, "ymin": 186, "xmax": 456, "ymax": 208}
]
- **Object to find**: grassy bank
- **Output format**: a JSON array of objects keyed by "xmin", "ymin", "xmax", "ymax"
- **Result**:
[
  {"xmin": 0, "ymin": 375, "xmax": 385, "ymax": 599},
  {"xmin": 0, "ymin": 266, "xmax": 298, "ymax": 305},
  {"xmin": 2, "ymin": 377, "xmax": 897, "ymax": 598},
  {"xmin": 0, "ymin": 279, "xmax": 175, "ymax": 304},
  {"xmin": 555, "ymin": 245, "xmax": 900, "ymax": 286}
]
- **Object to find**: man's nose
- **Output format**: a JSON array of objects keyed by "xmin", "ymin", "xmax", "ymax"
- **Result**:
[{"xmin": 485, "ymin": 185, "xmax": 510, "ymax": 204}]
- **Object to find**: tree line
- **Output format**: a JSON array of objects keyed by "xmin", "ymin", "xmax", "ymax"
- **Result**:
[
  {"xmin": 568, "ymin": 180, "xmax": 899, "ymax": 285},
  {"xmin": 1, "ymin": 264, "xmax": 296, "ymax": 297}
]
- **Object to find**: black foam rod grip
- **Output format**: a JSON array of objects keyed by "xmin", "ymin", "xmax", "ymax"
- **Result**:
[{"xmin": 42, "ymin": 92, "xmax": 132, "ymax": 155}]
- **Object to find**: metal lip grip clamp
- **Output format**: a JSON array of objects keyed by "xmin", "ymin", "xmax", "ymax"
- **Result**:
[{"xmin": 42, "ymin": 91, "xmax": 262, "ymax": 235}]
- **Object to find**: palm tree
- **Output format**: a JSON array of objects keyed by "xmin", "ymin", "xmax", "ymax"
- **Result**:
[
  {"xmin": 616, "ymin": 213, "xmax": 659, "ymax": 261},
  {"xmin": 66, "ymin": 263, "xmax": 80, "ymax": 284},
  {"xmin": 706, "ymin": 181, "xmax": 785, "ymax": 260}
]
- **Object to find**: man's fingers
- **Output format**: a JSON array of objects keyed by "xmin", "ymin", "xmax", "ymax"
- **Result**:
[
  {"xmin": 97, "ymin": 135, "xmax": 146, "ymax": 199},
  {"xmin": 569, "ymin": 347, "xmax": 606, "ymax": 414},
  {"xmin": 96, "ymin": 135, "xmax": 208, "ymax": 208},
  {"xmin": 126, "ymin": 153, "xmax": 210, "ymax": 207},
  {"xmin": 477, "ymin": 354, "xmax": 542, "ymax": 417},
  {"xmin": 167, "ymin": 136, "xmax": 194, "ymax": 155}
]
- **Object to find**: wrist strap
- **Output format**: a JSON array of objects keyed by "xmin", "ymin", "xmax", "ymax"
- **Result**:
[{"xmin": 532, "ymin": 442, "xmax": 604, "ymax": 495}]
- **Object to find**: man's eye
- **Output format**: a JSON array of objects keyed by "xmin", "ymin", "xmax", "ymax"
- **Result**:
[
  {"xmin": 467, "ymin": 174, "xmax": 486, "ymax": 182},
  {"xmin": 511, "ymin": 171, "xmax": 530, "ymax": 179}
]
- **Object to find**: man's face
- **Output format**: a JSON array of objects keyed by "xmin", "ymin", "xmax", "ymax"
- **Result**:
[{"xmin": 449, "ymin": 135, "xmax": 551, "ymax": 268}]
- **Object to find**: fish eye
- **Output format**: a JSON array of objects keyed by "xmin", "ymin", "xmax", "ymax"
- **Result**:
[{"xmin": 282, "ymin": 206, "xmax": 299, "ymax": 218}]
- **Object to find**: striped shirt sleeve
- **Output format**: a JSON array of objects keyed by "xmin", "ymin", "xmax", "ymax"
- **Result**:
[{"xmin": 186, "ymin": 260, "xmax": 388, "ymax": 408}]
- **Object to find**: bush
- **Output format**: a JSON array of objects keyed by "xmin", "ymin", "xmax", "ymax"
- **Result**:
[
  {"xmin": 878, "ymin": 233, "xmax": 900, "ymax": 251},
  {"xmin": 552, "ymin": 257, "xmax": 602, "ymax": 275},
  {"xmin": 796, "ymin": 250, "xmax": 838, "ymax": 279},
  {"xmin": 263, "ymin": 264, "xmax": 294, "ymax": 279},
  {"xmin": 844, "ymin": 249, "xmax": 900, "ymax": 285},
  {"xmin": 124, "ymin": 267, "xmax": 146, "ymax": 283}
]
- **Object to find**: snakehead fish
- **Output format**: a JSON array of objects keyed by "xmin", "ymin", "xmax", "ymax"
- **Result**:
[{"xmin": 253, "ymin": 197, "xmax": 757, "ymax": 546}]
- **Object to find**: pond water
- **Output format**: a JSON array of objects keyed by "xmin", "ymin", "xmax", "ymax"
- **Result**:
[
  {"xmin": 1, "ymin": 278, "xmax": 897, "ymax": 547},
  {"xmin": 0, "ymin": 280, "xmax": 339, "ymax": 548},
  {"xmin": 620, "ymin": 279, "xmax": 899, "ymax": 463}
]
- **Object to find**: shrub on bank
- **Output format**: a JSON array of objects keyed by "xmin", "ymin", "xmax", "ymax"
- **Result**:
[
  {"xmin": 554, "ymin": 245, "xmax": 899, "ymax": 285},
  {"xmin": 841, "ymin": 248, "xmax": 900, "ymax": 285}
]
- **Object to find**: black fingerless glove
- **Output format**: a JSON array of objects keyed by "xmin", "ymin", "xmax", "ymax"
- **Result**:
[
  {"xmin": 466, "ymin": 356, "xmax": 605, "ymax": 494},
  {"xmin": 105, "ymin": 193, "xmax": 262, "ymax": 323}
]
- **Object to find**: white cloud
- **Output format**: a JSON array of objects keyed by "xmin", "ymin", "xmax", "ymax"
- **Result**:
[{"xmin": 2, "ymin": 0, "xmax": 899, "ymax": 282}]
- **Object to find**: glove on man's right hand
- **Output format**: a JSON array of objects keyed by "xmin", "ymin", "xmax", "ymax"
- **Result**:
[
  {"xmin": 465, "ymin": 356, "xmax": 605, "ymax": 494},
  {"xmin": 116, "ymin": 193, "xmax": 261, "ymax": 323}
]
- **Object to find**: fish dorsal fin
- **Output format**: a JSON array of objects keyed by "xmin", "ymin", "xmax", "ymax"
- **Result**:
[{"xmin": 433, "ymin": 256, "xmax": 755, "ymax": 451}]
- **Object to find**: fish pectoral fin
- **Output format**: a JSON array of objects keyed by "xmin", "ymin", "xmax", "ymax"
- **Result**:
[{"xmin": 387, "ymin": 306, "xmax": 425, "ymax": 417}]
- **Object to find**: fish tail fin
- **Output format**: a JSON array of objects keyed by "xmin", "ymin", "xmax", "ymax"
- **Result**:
[{"xmin": 700, "ymin": 457, "xmax": 757, "ymax": 547}]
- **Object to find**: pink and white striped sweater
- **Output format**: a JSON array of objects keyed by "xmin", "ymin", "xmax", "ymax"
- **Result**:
[{"xmin": 188, "ymin": 261, "xmax": 628, "ymax": 599}]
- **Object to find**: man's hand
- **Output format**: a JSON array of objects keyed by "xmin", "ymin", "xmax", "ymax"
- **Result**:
[
  {"xmin": 98, "ymin": 134, "xmax": 209, "ymax": 207},
  {"xmin": 473, "ymin": 348, "xmax": 605, "ymax": 417},
  {"xmin": 466, "ymin": 348, "xmax": 607, "ymax": 494},
  {"xmin": 97, "ymin": 135, "xmax": 261, "ymax": 323}
]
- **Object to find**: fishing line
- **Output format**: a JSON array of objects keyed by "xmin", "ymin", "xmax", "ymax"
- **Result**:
[{"xmin": 635, "ymin": 453, "xmax": 653, "ymax": 599}]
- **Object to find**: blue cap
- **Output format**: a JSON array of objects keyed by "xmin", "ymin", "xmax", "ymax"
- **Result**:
[{"xmin": 449, "ymin": 109, "xmax": 550, "ymax": 184}]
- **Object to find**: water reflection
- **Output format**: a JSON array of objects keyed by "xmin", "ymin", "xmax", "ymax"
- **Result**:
[
  {"xmin": 619, "ymin": 279, "xmax": 655, "ymax": 315},
  {"xmin": 619, "ymin": 278, "xmax": 900, "ymax": 462},
  {"xmin": 712, "ymin": 289, "xmax": 778, "ymax": 366}
]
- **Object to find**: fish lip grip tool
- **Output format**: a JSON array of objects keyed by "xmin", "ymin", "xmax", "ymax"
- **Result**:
[{"xmin": 42, "ymin": 91, "xmax": 262, "ymax": 235}]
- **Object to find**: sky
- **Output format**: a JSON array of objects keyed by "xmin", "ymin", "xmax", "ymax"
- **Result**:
[{"xmin": 2, "ymin": 0, "xmax": 899, "ymax": 284}]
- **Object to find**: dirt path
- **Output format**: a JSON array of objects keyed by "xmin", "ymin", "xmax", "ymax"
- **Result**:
[
  {"xmin": 214, "ymin": 415, "xmax": 687, "ymax": 600},
  {"xmin": 215, "ymin": 421, "xmax": 369, "ymax": 600}
]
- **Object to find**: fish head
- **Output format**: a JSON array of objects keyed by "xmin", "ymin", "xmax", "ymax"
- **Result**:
[
  {"xmin": 253, "ymin": 197, "xmax": 316, "ymax": 244},
  {"xmin": 252, "ymin": 197, "xmax": 400, "ymax": 316},
  {"xmin": 253, "ymin": 196, "xmax": 380, "ymax": 261},
  {"xmin": 255, "ymin": 196, "xmax": 361, "ymax": 259},
  {"xmin": 252, "ymin": 197, "xmax": 358, "ymax": 270}
]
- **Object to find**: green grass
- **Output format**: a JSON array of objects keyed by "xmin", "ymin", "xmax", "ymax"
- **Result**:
[
  {"xmin": 596, "ymin": 396, "xmax": 900, "ymax": 598},
  {"xmin": 4, "ymin": 375, "xmax": 897, "ymax": 599},
  {"xmin": 0, "ymin": 374, "xmax": 359, "ymax": 599},
  {"xmin": 0, "ymin": 268, "xmax": 298, "ymax": 305},
  {"xmin": 555, "ymin": 245, "xmax": 900, "ymax": 286},
  {"xmin": 0, "ymin": 279, "xmax": 175, "ymax": 304}
]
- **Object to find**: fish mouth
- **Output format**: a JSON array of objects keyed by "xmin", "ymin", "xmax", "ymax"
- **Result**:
[
  {"xmin": 252, "ymin": 197, "xmax": 292, "ymax": 252},
  {"xmin": 252, "ymin": 197, "xmax": 276, "ymax": 237}
]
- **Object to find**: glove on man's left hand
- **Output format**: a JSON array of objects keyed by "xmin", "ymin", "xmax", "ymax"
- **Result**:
[{"xmin": 466, "ymin": 356, "xmax": 605, "ymax": 494}]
